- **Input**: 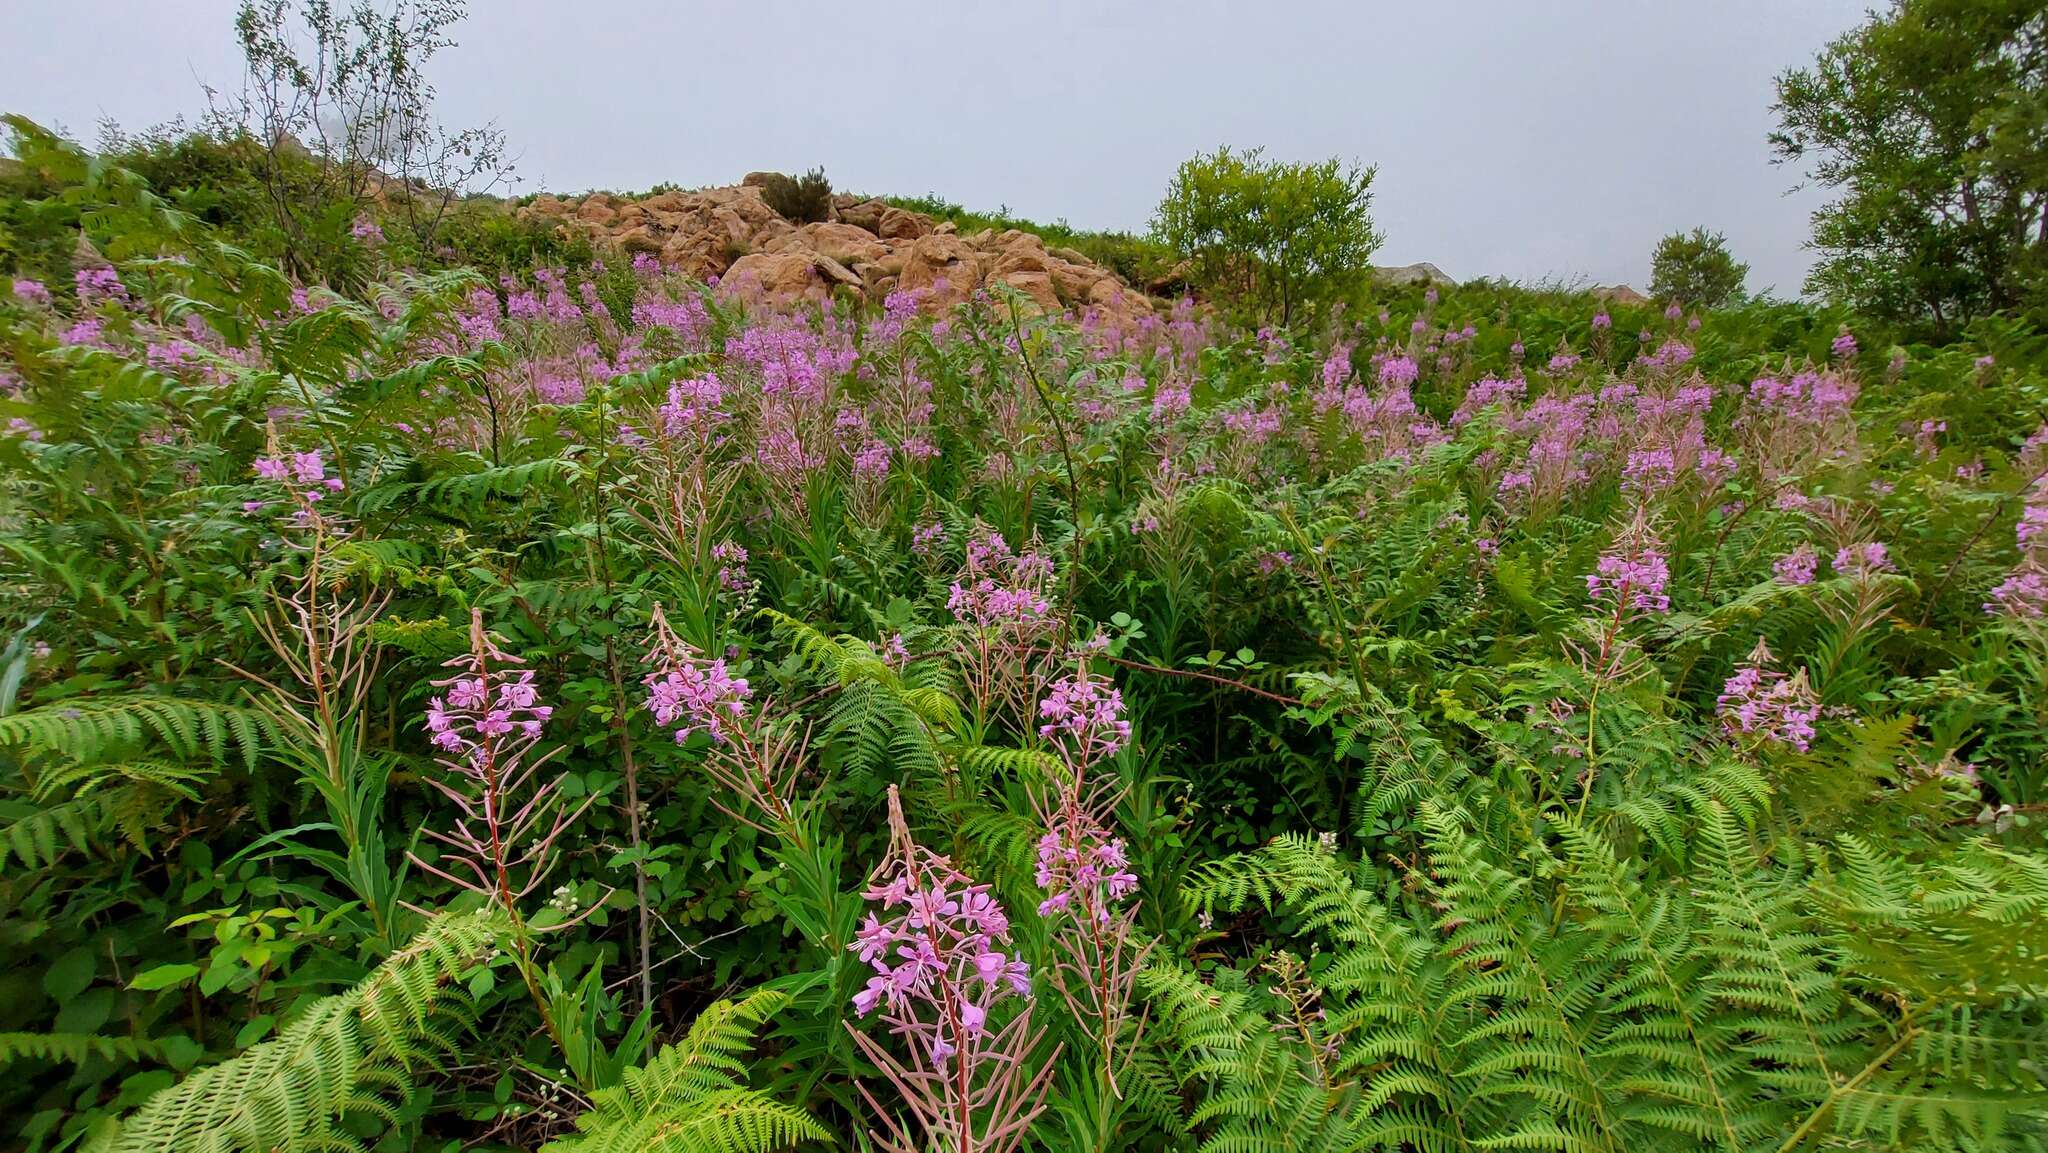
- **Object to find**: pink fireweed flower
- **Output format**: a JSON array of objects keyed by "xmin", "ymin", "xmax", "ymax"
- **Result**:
[
  {"xmin": 846, "ymin": 787, "xmax": 1054, "ymax": 1153},
  {"xmin": 11, "ymin": 279, "xmax": 50, "ymax": 307},
  {"xmin": 853, "ymin": 439, "xmax": 893, "ymax": 481},
  {"xmin": 1591, "ymin": 311, "xmax": 1612, "ymax": 331},
  {"xmin": 640, "ymin": 605, "xmax": 808, "ymax": 833},
  {"xmin": 1833, "ymin": 541, "xmax": 1892, "ymax": 578},
  {"xmin": 1986, "ymin": 567, "xmax": 2048, "ymax": 618},
  {"xmin": 351, "ymin": 215, "xmax": 384, "ymax": 243},
  {"xmin": 1030, "ymin": 665, "xmax": 1148, "ymax": 1089},
  {"xmin": 1037, "ymin": 669, "xmax": 1131, "ymax": 768},
  {"xmin": 658, "ymin": 373, "xmax": 725, "ymax": 435},
  {"xmin": 408, "ymin": 610, "xmax": 587, "ymax": 912},
  {"xmin": 849, "ymin": 791, "xmax": 1030, "ymax": 1026},
  {"xmin": 711, "ymin": 540, "xmax": 750, "ymax": 594},
  {"xmin": 75, "ymin": 266, "xmax": 127, "ymax": 305},
  {"xmin": 1717, "ymin": 638, "xmax": 1821, "ymax": 752},
  {"xmin": 1151, "ymin": 379, "xmax": 1192, "ymax": 422},
  {"xmin": 1774, "ymin": 545, "xmax": 1819, "ymax": 586},
  {"xmin": 948, "ymin": 579, "xmax": 1051, "ymax": 628},
  {"xmin": 1587, "ymin": 542, "xmax": 1672, "ymax": 615},
  {"xmin": 2016, "ymin": 502, "xmax": 2047, "ymax": 552},
  {"xmin": 1377, "ymin": 354, "xmax": 1419, "ymax": 387},
  {"xmin": 1830, "ymin": 326, "xmax": 1857, "ymax": 360},
  {"xmin": 642, "ymin": 642, "xmax": 752, "ymax": 746}
]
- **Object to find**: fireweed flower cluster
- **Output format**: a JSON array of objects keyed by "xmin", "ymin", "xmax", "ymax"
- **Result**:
[
  {"xmin": 1775, "ymin": 545, "xmax": 1820, "ymax": 586},
  {"xmin": 711, "ymin": 540, "xmax": 751, "ymax": 594},
  {"xmin": 847, "ymin": 786, "xmax": 1056, "ymax": 1153},
  {"xmin": 1036, "ymin": 668, "xmax": 1132, "ymax": 771},
  {"xmin": 1717, "ymin": 639, "xmax": 1822, "ymax": 752},
  {"xmin": 1834, "ymin": 541, "xmax": 1893, "ymax": 578},
  {"xmin": 249, "ymin": 445, "xmax": 345, "ymax": 526},
  {"xmin": 639, "ymin": 605, "xmax": 806, "ymax": 833},
  {"xmin": 1987, "ymin": 473, "xmax": 2048, "ymax": 618},
  {"xmin": 408, "ymin": 610, "xmax": 588, "ymax": 912},
  {"xmin": 1586, "ymin": 538, "xmax": 1672, "ymax": 616},
  {"xmin": 948, "ymin": 528, "xmax": 1061, "ymax": 725},
  {"xmin": 1031, "ymin": 666, "xmax": 1148, "ymax": 1091},
  {"xmin": 641, "ymin": 607, "xmax": 752, "ymax": 747}
]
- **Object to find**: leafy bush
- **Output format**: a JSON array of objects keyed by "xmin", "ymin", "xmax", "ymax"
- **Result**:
[
  {"xmin": 757, "ymin": 166, "xmax": 833, "ymax": 224},
  {"xmin": 1151, "ymin": 145, "xmax": 1380, "ymax": 323},
  {"xmin": 1651, "ymin": 226, "xmax": 1750, "ymax": 308}
]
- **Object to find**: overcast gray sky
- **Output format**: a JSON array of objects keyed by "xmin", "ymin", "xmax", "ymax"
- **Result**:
[{"xmin": 3, "ymin": 0, "xmax": 1870, "ymax": 295}]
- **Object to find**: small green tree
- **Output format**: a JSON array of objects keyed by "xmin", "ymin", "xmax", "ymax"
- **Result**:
[
  {"xmin": 1151, "ymin": 146, "xmax": 1380, "ymax": 324},
  {"xmin": 1649, "ymin": 227, "xmax": 1749, "ymax": 307},
  {"xmin": 1772, "ymin": 0, "xmax": 2048, "ymax": 330}
]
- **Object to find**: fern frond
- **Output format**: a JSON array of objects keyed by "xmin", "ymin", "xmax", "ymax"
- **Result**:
[
  {"xmin": 106, "ymin": 910, "xmax": 505, "ymax": 1153},
  {"xmin": 546, "ymin": 990, "xmax": 822, "ymax": 1153}
]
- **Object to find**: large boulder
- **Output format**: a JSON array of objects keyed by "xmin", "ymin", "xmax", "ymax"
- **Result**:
[
  {"xmin": 878, "ymin": 206, "xmax": 933, "ymax": 242},
  {"xmin": 898, "ymin": 233, "xmax": 985, "ymax": 310},
  {"xmin": 575, "ymin": 195, "xmax": 617, "ymax": 225},
  {"xmin": 640, "ymin": 190, "xmax": 692, "ymax": 213},
  {"xmin": 992, "ymin": 270, "xmax": 1061, "ymax": 315},
  {"xmin": 722, "ymin": 251, "xmax": 832, "ymax": 306},
  {"xmin": 774, "ymin": 222, "xmax": 890, "ymax": 266},
  {"xmin": 1087, "ymin": 278, "xmax": 1154, "ymax": 328},
  {"xmin": 661, "ymin": 229, "xmax": 739, "ymax": 281},
  {"xmin": 1047, "ymin": 258, "xmax": 1107, "ymax": 304},
  {"xmin": 838, "ymin": 198, "xmax": 888, "ymax": 233},
  {"xmin": 988, "ymin": 232, "xmax": 1052, "ymax": 280}
]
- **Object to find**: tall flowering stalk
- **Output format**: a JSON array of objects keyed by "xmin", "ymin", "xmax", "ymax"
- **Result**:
[
  {"xmin": 1566, "ymin": 513, "xmax": 1668, "ymax": 816},
  {"xmin": 409, "ymin": 610, "xmax": 592, "ymax": 913},
  {"xmin": 1032, "ymin": 665, "xmax": 1148, "ymax": 1115},
  {"xmin": 1717, "ymin": 638, "xmax": 1822, "ymax": 753},
  {"xmin": 947, "ymin": 527, "xmax": 1059, "ymax": 735},
  {"xmin": 231, "ymin": 433, "xmax": 393, "ymax": 939},
  {"xmin": 639, "ymin": 604, "xmax": 808, "ymax": 838},
  {"xmin": 847, "ymin": 786, "xmax": 1058, "ymax": 1153}
]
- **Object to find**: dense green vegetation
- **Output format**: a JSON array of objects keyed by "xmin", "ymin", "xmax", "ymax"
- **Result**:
[{"xmin": 3, "ymin": 1, "xmax": 2047, "ymax": 1152}]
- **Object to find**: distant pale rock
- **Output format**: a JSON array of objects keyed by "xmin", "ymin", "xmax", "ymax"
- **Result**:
[
  {"xmin": 1372, "ymin": 262, "xmax": 1456, "ymax": 288},
  {"xmin": 1592, "ymin": 284, "xmax": 1650, "ymax": 305}
]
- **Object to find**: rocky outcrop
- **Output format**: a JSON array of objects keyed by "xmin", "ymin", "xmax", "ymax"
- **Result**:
[
  {"xmin": 1592, "ymin": 284, "xmax": 1650, "ymax": 305},
  {"xmin": 1371, "ymin": 262, "xmax": 1456, "ymax": 288},
  {"xmin": 516, "ymin": 179, "xmax": 1153, "ymax": 326}
]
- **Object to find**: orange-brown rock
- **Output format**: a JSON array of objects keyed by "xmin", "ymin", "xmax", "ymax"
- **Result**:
[
  {"xmin": 515, "ymin": 176, "xmax": 1157, "ymax": 317},
  {"xmin": 837, "ymin": 199, "xmax": 887, "ymax": 232},
  {"xmin": 878, "ymin": 206, "xmax": 932, "ymax": 242},
  {"xmin": 898, "ymin": 233, "xmax": 984, "ymax": 310},
  {"xmin": 722, "ymin": 251, "xmax": 832, "ymax": 305},
  {"xmin": 770, "ymin": 222, "xmax": 889, "ymax": 267},
  {"xmin": 993, "ymin": 270, "xmax": 1061, "ymax": 315}
]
